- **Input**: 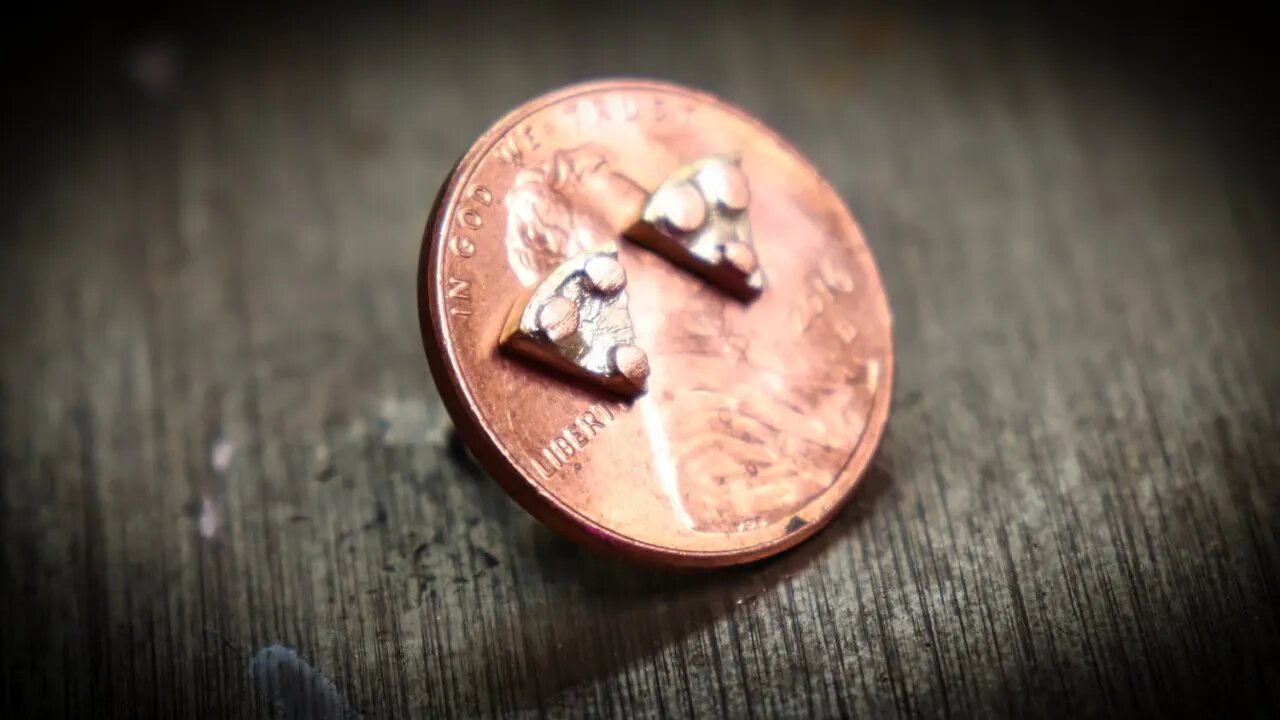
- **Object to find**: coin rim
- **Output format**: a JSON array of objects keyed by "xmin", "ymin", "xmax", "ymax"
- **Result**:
[{"xmin": 418, "ymin": 78, "xmax": 894, "ymax": 567}]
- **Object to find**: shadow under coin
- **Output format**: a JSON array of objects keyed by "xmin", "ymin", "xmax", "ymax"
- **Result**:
[{"xmin": 438, "ymin": 427, "xmax": 894, "ymax": 712}]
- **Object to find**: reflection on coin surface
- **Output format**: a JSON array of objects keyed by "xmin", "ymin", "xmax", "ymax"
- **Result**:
[{"xmin": 419, "ymin": 79, "xmax": 893, "ymax": 566}]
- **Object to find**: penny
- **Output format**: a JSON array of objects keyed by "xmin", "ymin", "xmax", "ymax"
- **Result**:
[{"xmin": 418, "ymin": 79, "xmax": 893, "ymax": 566}]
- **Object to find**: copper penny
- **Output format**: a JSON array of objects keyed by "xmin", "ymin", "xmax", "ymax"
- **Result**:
[{"xmin": 418, "ymin": 79, "xmax": 893, "ymax": 567}]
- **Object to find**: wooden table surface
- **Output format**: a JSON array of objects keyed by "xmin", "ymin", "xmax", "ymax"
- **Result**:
[{"xmin": 2, "ymin": 3, "xmax": 1277, "ymax": 718}]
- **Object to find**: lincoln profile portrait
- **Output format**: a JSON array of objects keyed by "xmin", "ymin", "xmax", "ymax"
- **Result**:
[{"xmin": 503, "ymin": 144, "xmax": 646, "ymax": 287}]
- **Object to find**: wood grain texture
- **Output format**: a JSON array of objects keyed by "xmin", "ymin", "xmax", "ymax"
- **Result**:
[{"xmin": 2, "ymin": 3, "xmax": 1277, "ymax": 718}]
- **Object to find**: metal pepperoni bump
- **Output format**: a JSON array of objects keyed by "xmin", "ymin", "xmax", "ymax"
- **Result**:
[
  {"xmin": 418, "ymin": 80, "xmax": 894, "ymax": 567},
  {"xmin": 699, "ymin": 158, "xmax": 750, "ymax": 211},
  {"xmin": 583, "ymin": 255, "xmax": 627, "ymax": 296},
  {"xmin": 654, "ymin": 183, "xmax": 707, "ymax": 234},
  {"xmin": 611, "ymin": 343, "xmax": 650, "ymax": 385},
  {"xmin": 537, "ymin": 295, "xmax": 579, "ymax": 342}
]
